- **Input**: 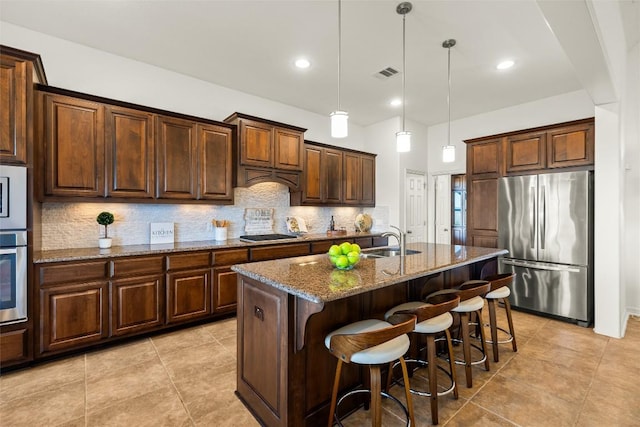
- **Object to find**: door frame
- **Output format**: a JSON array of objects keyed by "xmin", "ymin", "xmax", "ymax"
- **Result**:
[
  {"xmin": 403, "ymin": 169, "xmax": 428, "ymax": 242},
  {"xmin": 433, "ymin": 173, "xmax": 452, "ymax": 244}
]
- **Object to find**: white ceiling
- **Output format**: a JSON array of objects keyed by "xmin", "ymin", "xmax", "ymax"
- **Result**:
[{"xmin": 0, "ymin": 0, "xmax": 604, "ymax": 127}]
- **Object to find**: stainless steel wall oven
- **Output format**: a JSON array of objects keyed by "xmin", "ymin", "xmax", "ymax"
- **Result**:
[{"xmin": 0, "ymin": 230, "xmax": 27, "ymax": 324}]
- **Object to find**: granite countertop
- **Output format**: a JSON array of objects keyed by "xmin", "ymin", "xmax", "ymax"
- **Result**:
[
  {"xmin": 231, "ymin": 243, "xmax": 508, "ymax": 304},
  {"xmin": 32, "ymin": 231, "xmax": 384, "ymax": 263}
]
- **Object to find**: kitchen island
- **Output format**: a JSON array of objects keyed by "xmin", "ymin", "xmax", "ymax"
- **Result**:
[{"xmin": 231, "ymin": 243, "xmax": 507, "ymax": 426}]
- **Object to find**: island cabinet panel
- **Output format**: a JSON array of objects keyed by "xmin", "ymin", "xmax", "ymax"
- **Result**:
[
  {"xmin": 0, "ymin": 54, "xmax": 27, "ymax": 164},
  {"xmin": 156, "ymin": 115, "xmax": 198, "ymax": 199},
  {"xmin": 505, "ymin": 131, "xmax": 546, "ymax": 173},
  {"xmin": 547, "ymin": 122, "xmax": 594, "ymax": 169},
  {"xmin": 105, "ymin": 106, "xmax": 155, "ymax": 198},
  {"xmin": 250, "ymin": 243, "xmax": 310, "ymax": 262},
  {"xmin": 42, "ymin": 93, "xmax": 105, "ymax": 197},
  {"xmin": 111, "ymin": 274, "xmax": 164, "ymax": 336},
  {"xmin": 40, "ymin": 281, "xmax": 109, "ymax": 354},
  {"xmin": 166, "ymin": 268, "xmax": 211, "ymax": 324},
  {"xmin": 237, "ymin": 276, "xmax": 289, "ymax": 426},
  {"xmin": 198, "ymin": 123, "xmax": 233, "ymax": 201}
]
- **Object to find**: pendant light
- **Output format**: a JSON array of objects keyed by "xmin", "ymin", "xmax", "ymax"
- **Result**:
[
  {"xmin": 330, "ymin": 0, "xmax": 348, "ymax": 138},
  {"xmin": 442, "ymin": 39, "xmax": 456, "ymax": 162},
  {"xmin": 396, "ymin": 2, "xmax": 412, "ymax": 152}
]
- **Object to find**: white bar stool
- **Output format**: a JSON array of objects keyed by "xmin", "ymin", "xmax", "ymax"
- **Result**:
[
  {"xmin": 325, "ymin": 314, "xmax": 416, "ymax": 427},
  {"xmin": 384, "ymin": 293, "xmax": 460, "ymax": 425}
]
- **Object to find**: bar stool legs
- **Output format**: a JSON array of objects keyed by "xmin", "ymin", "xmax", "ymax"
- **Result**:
[
  {"xmin": 457, "ymin": 308, "xmax": 490, "ymax": 388},
  {"xmin": 483, "ymin": 273, "xmax": 518, "ymax": 363}
]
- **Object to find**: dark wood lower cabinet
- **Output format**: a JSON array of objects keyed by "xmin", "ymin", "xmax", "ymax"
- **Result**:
[
  {"xmin": 166, "ymin": 268, "xmax": 211, "ymax": 324},
  {"xmin": 111, "ymin": 275, "xmax": 164, "ymax": 336},
  {"xmin": 0, "ymin": 329, "xmax": 29, "ymax": 365},
  {"xmin": 213, "ymin": 267, "xmax": 238, "ymax": 313},
  {"xmin": 40, "ymin": 281, "xmax": 109, "ymax": 354}
]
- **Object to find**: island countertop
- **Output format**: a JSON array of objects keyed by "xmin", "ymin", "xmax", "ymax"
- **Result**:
[{"xmin": 231, "ymin": 243, "xmax": 508, "ymax": 304}]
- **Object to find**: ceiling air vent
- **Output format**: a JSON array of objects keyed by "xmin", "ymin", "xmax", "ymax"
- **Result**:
[{"xmin": 374, "ymin": 66, "xmax": 399, "ymax": 80}]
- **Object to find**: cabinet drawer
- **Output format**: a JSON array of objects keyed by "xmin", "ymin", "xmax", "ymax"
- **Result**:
[
  {"xmin": 213, "ymin": 249, "xmax": 249, "ymax": 266},
  {"xmin": 0, "ymin": 329, "xmax": 28, "ymax": 364},
  {"xmin": 373, "ymin": 236, "xmax": 389, "ymax": 247},
  {"xmin": 251, "ymin": 243, "xmax": 310, "ymax": 261},
  {"xmin": 166, "ymin": 252, "xmax": 211, "ymax": 271},
  {"xmin": 38, "ymin": 261, "xmax": 109, "ymax": 286},
  {"xmin": 310, "ymin": 240, "xmax": 333, "ymax": 254},
  {"xmin": 111, "ymin": 256, "xmax": 164, "ymax": 278},
  {"xmin": 354, "ymin": 237, "xmax": 374, "ymax": 249}
]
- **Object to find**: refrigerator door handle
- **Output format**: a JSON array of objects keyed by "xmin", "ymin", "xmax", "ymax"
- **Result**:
[
  {"xmin": 530, "ymin": 190, "xmax": 536, "ymax": 249},
  {"xmin": 540, "ymin": 185, "xmax": 546, "ymax": 250},
  {"xmin": 502, "ymin": 259, "xmax": 581, "ymax": 273}
]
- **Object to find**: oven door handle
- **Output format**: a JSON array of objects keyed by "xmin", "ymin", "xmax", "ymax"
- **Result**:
[{"xmin": 0, "ymin": 248, "xmax": 18, "ymax": 255}]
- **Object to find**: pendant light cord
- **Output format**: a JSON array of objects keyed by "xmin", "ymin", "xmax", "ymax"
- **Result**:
[
  {"xmin": 447, "ymin": 43, "xmax": 451, "ymax": 146},
  {"xmin": 337, "ymin": 0, "xmax": 342, "ymax": 111},
  {"xmin": 401, "ymin": 12, "xmax": 406, "ymax": 132}
]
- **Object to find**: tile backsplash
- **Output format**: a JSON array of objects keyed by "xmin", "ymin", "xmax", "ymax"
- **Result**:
[{"xmin": 38, "ymin": 182, "xmax": 389, "ymax": 250}]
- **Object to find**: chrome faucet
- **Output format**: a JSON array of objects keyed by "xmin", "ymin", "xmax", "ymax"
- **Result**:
[{"xmin": 382, "ymin": 225, "xmax": 407, "ymax": 257}]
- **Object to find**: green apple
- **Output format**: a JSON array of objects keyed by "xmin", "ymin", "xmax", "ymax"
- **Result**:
[
  {"xmin": 347, "ymin": 251, "xmax": 360, "ymax": 266},
  {"xmin": 335, "ymin": 255, "xmax": 350, "ymax": 269},
  {"xmin": 350, "ymin": 243, "xmax": 361, "ymax": 254},
  {"xmin": 328, "ymin": 245, "xmax": 342, "ymax": 257},
  {"xmin": 339, "ymin": 242, "xmax": 352, "ymax": 255}
]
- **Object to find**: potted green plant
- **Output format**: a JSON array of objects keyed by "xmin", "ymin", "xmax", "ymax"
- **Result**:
[{"xmin": 96, "ymin": 211, "xmax": 115, "ymax": 248}]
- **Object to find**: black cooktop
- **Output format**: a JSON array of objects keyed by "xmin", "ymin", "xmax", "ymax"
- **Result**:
[{"xmin": 239, "ymin": 234, "xmax": 297, "ymax": 242}]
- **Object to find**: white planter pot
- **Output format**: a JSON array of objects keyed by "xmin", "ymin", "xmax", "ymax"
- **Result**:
[{"xmin": 98, "ymin": 238, "xmax": 112, "ymax": 249}]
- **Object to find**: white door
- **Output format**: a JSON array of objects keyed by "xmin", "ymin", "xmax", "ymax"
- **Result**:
[
  {"xmin": 434, "ymin": 174, "xmax": 452, "ymax": 244},
  {"xmin": 405, "ymin": 171, "xmax": 427, "ymax": 243}
]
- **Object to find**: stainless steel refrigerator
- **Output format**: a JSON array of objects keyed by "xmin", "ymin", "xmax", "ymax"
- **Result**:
[{"xmin": 497, "ymin": 171, "xmax": 593, "ymax": 326}]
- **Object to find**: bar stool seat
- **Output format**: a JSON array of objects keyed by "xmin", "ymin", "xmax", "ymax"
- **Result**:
[
  {"xmin": 325, "ymin": 314, "xmax": 416, "ymax": 427},
  {"xmin": 384, "ymin": 294, "xmax": 460, "ymax": 425},
  {"xmin": 482, "ymin": 273, "xmax": 518, "ymax": 363},
  {"xmin": 324, "ymin": 319, "xmax": 411, "ymax": 365},
  {"xmin": 452, "ymin": 296, "xmax": 485, "ymax": 313}
]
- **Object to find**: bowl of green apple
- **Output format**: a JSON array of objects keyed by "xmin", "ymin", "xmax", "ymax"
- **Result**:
[{"xmin": 328, "ymin": 242, "xmax": 361, "ymax": 270}]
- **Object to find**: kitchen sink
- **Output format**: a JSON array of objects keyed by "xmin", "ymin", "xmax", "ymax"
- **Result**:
[{"xmin": 361, "ymin": 248, "xmax": 422, "ymax": 258}]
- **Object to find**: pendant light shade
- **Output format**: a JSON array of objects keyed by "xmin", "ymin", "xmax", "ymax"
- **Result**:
[
  {"xmin": 396, "ymin": 2, "xmax": 412, "ymax": 152},
  {"xmin": 330, "ymin": 0, "xmax": 348, "ymax": 138},
  {"xmin": 330, "ymin": 111, "xmax": 349, "ymax": 138},
  {"xmin": 442, "ymin": 38, "xmax": 456, "ymax": 163},
  {"xmin": 396, "ymin": 131, "xmax": 411, "ymax": 152}
]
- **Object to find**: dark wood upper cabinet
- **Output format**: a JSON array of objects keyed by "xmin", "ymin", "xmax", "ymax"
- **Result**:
[
  {"xmin": 197, "ymin": 123, "xmax": 233, "ymax": 201},
  {"xmin": 42, "ymin": 93, "xmax": 105, "ymax": 197},
  {"xmin": 36, "ymin": 86, "xmax": 234, "ymax": 204},
  {"xmin": 468, "ymin": 138, "xmax": 501, "ymax": 177},
  {"xmin": 225, "ymin": 112, "xmax": 305, "ymax": 189},
  {"xmin": 105, "ymin": 106, "xmax": 155, "ymax": 198},
  {"xmin": 0, "ymin": 46, "xmax": 46, "ymax": 166},
  {"xmin": 156, "ymin": 115, "xmax": 198, "ymax": 199},
  {"xmin": 1, "ymin": 54, "xmax": 27, "ymax": 164},
  {"xmin": 547, "ymin": 121, "xmax": 594, "ymax": 169},
  {"xmin": 344, "ymin": 151, "xmax": 376, "ymax": 207},
  {"xmin": 292, "ymin": 142, "xmax": 374, "ymax": 207},
  {"xmin": 505, "ymin": 131, "xmax": 546, "ymax": 173}
]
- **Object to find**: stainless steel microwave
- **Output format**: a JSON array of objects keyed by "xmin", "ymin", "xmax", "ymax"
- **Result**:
[{"xmin": 0, "ymin": 165, "xmax": 27, "ymax": 230}]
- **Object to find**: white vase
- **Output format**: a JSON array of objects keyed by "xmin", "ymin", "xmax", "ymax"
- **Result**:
[{"xmin": 98, "ymin": 237, "xmax": 112, "ymax": 249}]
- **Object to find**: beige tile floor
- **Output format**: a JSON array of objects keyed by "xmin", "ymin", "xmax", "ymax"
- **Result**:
[{"xmin": 1, "ymin": 309, "xmax": 639, "ymax": 426}]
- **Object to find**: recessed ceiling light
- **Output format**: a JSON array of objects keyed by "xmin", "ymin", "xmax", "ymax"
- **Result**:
[
  {"xmin": 497, "ymin": 60, "xmax": 515, "ymax": 70},
  {"xmin": 294, "ymin": 58, "xmax": 311, "ymax": 69},
  {"xmin": 390, "ymin": 98, "xmax": 402, "ymax": 107}
]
